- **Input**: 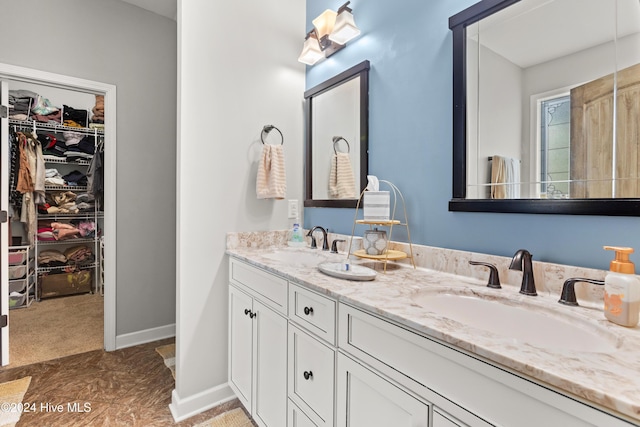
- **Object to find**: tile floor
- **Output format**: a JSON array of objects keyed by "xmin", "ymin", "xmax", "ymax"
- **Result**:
[{"xmin": 0, "ymin": 338, "xmax": 254, "ymax": 426}]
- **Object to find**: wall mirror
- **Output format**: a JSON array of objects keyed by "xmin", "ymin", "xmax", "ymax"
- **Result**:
[
  {"xmin": 304, "ymin": 60, "xmax": 369, "ymax": 208},
  {"xmin": 449, "ymin": 0, "xmax": 640, "ymax": 215}
]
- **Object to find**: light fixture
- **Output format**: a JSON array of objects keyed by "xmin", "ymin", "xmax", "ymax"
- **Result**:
[
  {"xmin": 298, "ymin": 31, "xmax": 324, "ymax": 66},
  {"xmin": 298, "ymin": 1, "xmax": 361, "ymax": 66}
]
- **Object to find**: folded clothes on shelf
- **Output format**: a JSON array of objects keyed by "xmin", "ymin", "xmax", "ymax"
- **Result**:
[
  {"xmin": 38, "ymin": 249, "xmax": 67, "ymax": 266},
  {"xmin": 37, "ymin": 227, "xmax": 55, "ymax": 241},
  {"xmin": 62, "ymin": 170, "xmax": 87, "ymax": 186},
  {"xmin": 63, "ymin": 105, "xmax": 88, "ymax": 127},
  {"xmin": 44, "ymin": 191, "xmax": 79, "ymax": 214},
  {"xmin": 62, "ymin": 131, "xmax": 84, "ymax": 145},
  {"xmin": 44, "ymin": 168, "xmax": 65, "ymax": 186},
  {"xmin": 64, "ymin": 245, "xmax": 94, "ymax": 264},
  {"xmin": 51, "ymin": 222, "xmax": 82, "ymax": 240}
]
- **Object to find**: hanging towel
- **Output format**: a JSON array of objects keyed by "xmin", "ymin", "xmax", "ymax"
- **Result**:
[
  {"xmin": 329, "ymin": 152, "xmax": 357, "ymax": 199},
  {"xmin": 505, "ymin": 157, "xmax": 520, "ymax": 199},
  {"xmin": 490, "ymin": 155, "xmax": 520, "ymax": 199},
  {"xmin": 256, "ymin": 144, "xmax": 286, "ymax": 199}
]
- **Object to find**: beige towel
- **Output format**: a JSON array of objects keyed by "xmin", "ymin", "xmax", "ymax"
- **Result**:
[
  {"xmin": 491, "ymin": 156, "xmax": 507, "ymax": 199},
  {"xmin": 329, "ymin": 152, "xmax": 357, "ymax": 198},
  {"xmin": 491, "ymin": 155, "xmax": 520, "ymax": 199},
  {"xmin": 256, "ymin": 144, "xmax": 286, "ymax": 199}
]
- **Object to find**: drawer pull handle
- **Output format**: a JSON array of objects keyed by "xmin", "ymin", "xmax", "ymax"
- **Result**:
[
  {"xmin": 303, "ymin": 371, "xmax": 313, "ymax": 380},
  {"xmin": 250, "ymin": 312, "xmax": 257, "ymax": 319},
  {"xmin": 303, "ymin": 306, "xmax": 314, "ymax": 315},
  {"xmin": 244, "ymin": 309, "xmax": 251, "ymax": 316}
]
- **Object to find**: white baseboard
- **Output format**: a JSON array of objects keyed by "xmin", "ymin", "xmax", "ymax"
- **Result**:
[
  {"xmin": 115, "ymin": 323, "xmax": 176, "ymax": 349},
  {"xmin": 169, "ymin": 382, "xmax": 235, "ymax": 422}
]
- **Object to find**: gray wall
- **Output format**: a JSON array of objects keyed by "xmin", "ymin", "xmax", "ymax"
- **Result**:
[{"xmin": 0, "ymin": 0, "xmax": 177, "ymax": 337}]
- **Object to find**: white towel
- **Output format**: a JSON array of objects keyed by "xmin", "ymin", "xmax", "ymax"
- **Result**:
[
  {"xmin": 505, "ymin": 158, "xmax": 520, "ymax": 198},
  {"xmin": 329, "ymin": 153, "xmax": 357, "ymax": 199},
  {"xmin": 256, "ymin": 144, "xmax": 286, "ymax": 199}
]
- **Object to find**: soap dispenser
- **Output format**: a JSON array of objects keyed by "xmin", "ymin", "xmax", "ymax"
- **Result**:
[
  {"xmin": 288, "ymin": 217, "xmax": 306, "ymax": 247},
  {"xmin": 603, "ymin": 246, "xmax": 640, "ymax": 327}
]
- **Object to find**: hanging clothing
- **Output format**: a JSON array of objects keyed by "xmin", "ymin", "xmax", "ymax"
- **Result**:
[
  {"xmin": 8, "ymin": 130, "xmax": 23, "ymax": 214},
  {"xmin": 15, "ymin": 133, "xmax": 33, "ymax": 193}
]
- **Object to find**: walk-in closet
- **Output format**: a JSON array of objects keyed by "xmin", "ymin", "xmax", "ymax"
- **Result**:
[{"xmin": 2, "ymin": 80, "xmax": 106, "ymax": 367}]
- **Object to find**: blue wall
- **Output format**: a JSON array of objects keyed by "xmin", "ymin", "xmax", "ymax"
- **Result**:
[{"xmin": 303, "ymin": 0, "xmax": 640, "ymax": 271}]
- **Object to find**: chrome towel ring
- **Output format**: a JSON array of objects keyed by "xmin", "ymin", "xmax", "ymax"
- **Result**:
[
  {"xmin": 332, "ymin": 136, "xmax": 350, "ymax": 154},
  {"xmin": 261, "ymin": 125, "xmax": 284, "ymax": 145}
]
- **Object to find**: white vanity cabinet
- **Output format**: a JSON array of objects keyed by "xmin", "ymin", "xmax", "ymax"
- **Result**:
[
  {"xmin": 228, "ymin": 259, "xmax": 288, "ymax": 427},
  {"xmin": 336, "ymin": 352, "xmax": 430, "ymax": 427},
  {"xmin": 288, "ymin": 283, "xmax": 337, "ymax": 427},
  {"xmin": 338, "ymin": 302, "xmax": 636, "ymax": 427},
  {"xmin": 227, "ymin": 255, "xmax": 638, "ymax": 427}
]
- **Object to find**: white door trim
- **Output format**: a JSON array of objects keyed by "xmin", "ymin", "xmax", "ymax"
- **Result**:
[
  {"xmin": 0, "ymin": 63, "xmax": 117, "ymax": 352},
  {"xmin": 1, "ymin": 80, "xmax": 9, "ymax": 364}
]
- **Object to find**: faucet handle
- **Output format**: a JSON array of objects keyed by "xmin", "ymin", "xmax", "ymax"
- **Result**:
[
  {"xmin": 306, "ymin": 230, "xmax": 317, "ymax": 249},
  {"xmin": 559, "ymin": 278, "xmax": 604, "ymax": 306},
  {"xmin": 331, "ymin": 239, "xmax": 346, "ymax": 254},
  {"xmin": 469, "ymin": 261, "xmax": 501, "ymax": 289}
]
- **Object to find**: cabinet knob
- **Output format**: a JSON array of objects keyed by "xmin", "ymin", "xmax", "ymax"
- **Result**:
[
  {"xmin": 244, "ymin": 308, "xmax": 251, "ymax": 316},
  {"xmin": 303, "ymin": 371, "xmax": 313, "ymax": 380},
  {"xmin": 303, "ymin": 306, "xmax": 314, "ymax": 315},
  {"xmin": 250, "ymin": 312, "xmax": 257, "ymax": 319}
]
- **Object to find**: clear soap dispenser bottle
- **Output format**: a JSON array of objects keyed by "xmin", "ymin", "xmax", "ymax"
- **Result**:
[
  {"xmin": 288, "ymin": 218, "xmax": 306, "ymax": 247},
  {"xmin": 603, "ymin": 246, "xmax": 640, "ymax": 327}
]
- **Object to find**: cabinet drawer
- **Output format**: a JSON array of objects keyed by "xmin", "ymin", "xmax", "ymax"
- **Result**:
[
  {"xmin": 336, "ymin": 352, "xmax": 430, "ymax": 427},
  {"xmin": 289, "ymin": 283, "xmax": 336, "ymax": 345},
  {"xmin": 289, "ymin": 399, "xmax": 320, "ymax": 427},
  {"xmin": 288, "ymin": 324, "xmax": 335, "ymax": 427},
  {"xmin": 229, "ymin": 258, "xmax": 288, "ymax": 315},
  {"xmin": 433, "ymin": 408, "xmax": 466, "ymax": 427}
]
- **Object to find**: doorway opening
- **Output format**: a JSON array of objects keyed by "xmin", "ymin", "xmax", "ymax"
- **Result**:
[{"xmin": 0, "ymin": 63, "xmax": 116, "ymax": 367}]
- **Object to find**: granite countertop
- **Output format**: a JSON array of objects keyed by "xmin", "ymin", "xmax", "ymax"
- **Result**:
[{"xmin": 227, "ymin": 245, "xmax": 640, "ymax": 424}]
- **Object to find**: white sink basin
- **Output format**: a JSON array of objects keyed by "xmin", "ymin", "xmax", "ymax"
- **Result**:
[
  {"xmin": 414, "ymin": 290, "xmax": 619, "ymax": 353},
  {"xmin": 261, "ymin": 248, "xmax": 337, "ymax": 268},
  {"xmin": 318, "ymin": 262, "xmax": 376, "ymax": 281}
]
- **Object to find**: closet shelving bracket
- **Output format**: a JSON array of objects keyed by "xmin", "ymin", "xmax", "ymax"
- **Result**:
[{"xmin": 346, "ymin": 180, "xmax": 416, "ymax": 273}]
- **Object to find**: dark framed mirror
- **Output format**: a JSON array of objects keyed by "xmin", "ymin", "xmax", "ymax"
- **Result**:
[
  {"xmin": 304, "ymin": 60, "xmax": 369, "ymax": 208},
  {"xmin": 449, "ymin": 0, "xmax": 640, "ymax": 216}
]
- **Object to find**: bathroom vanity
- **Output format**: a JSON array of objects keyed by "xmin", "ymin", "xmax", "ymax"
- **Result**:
[{"xmin": 226, "ymin": 236, "xmax": 640, "ymax": 427}]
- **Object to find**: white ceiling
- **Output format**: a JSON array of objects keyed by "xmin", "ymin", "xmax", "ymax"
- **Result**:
[
  {"xmin": 470, "ymin": 0, "xmax": 640, "ymax": 68},
  {"xmin": 119, "ymin": 0, "xmax": 176, "ymax": 21}
]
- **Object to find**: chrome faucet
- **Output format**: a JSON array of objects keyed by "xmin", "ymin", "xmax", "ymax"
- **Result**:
[
  {"xmin": 509, "ymin": 249, "xmax": 537, "ymax": 296},
  {"xmin": 307, "ymin": 226, "xmax": 329, "ymax": 251}
]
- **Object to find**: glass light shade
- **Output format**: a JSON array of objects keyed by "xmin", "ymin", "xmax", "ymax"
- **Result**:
[
  {"xmin": 328, "ymin": 10, "xmax": 360, "ymax": 45},
  {"xmin": 298, "ymin": 35, "xmax": 324, "ymax": 65},
  {"xmin": 312, "ymin": 9, "xmax": 337, "ymax": 38}
]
